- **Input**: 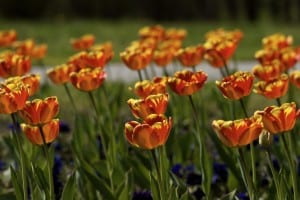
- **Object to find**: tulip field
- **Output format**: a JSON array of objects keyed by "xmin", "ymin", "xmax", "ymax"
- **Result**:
[{"xmin": 1, "ymin": 24, "xmax": 300, "ymax": 200}]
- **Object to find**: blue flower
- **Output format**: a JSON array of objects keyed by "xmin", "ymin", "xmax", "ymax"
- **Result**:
[
  {"xmin": 236, "ymin": 192, "xmax": 249, "ymax": 200},
  {"xmin": 132, "ymin": 189, "xmax": 152, "ymax": 200},
  {"xmin": 59, "ymin": 121, "xmax": 71, "ymax": 133},
  {"xmin": 171, "ymin": 163, "xmax": 183, "ymax": 178},
  {"xmin": 212, "ymin": 162, "xmax": 228, "ymax": 183},
  {"xmin": 0, "ymin": 160, "xmax": 7, "ymax": 171}
]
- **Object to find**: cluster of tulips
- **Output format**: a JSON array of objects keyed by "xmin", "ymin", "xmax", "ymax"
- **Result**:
[{"xmin": 1, "ymin": 24, "xmax": 300, "ymax": 200}]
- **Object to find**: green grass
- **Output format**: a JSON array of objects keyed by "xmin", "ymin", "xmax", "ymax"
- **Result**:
[{"xmin": 1, "ymin": 18, "xmax": 300, "ymax": 66}]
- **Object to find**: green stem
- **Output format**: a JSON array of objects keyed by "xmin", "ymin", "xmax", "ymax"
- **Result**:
[
  {"xmin": 11, "ymin": 113, "xmax": 28, "ymax": 200},
  {"xmin": 151, "ymin": 149, "xmax": 165, "ymax": 200},
  {"xmin": 137, "ymin": 70, "xmax": 143, "ymax": 82},
  {"xmin": 239, "ymin": 98, "xmax": 257, "ymax": 189},
  {"xmin": 88, "ymin": 91, "xmax": 107, "ymax": 159},
  {"xmin": 38, "ymin": 125, "xmax": 54, "ymax": 200},
  {"xmin": 163, "ymin": 67, "xmax": 169, "ymax": 77},
  {"xmin": 265, "ymin": 150, "xmax": 281, "ymax": 200},
  {"xmin": 276, "ymin": 98, "xmax": 282, "ymax": 106},
  {"xmin": 237, "ymin": 148, "xmax": 255, "ymax": 200},
  {"xmin": 282, "ymin": 134, "xmax": 298, "ymax": 200},
  {"xmin": 63, "ymin": 83, "xmax": 78, "ymax": 113}
]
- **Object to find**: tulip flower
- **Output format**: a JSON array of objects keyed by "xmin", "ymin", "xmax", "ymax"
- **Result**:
[
  {"xmin": 124, "ymin": 114, "xmax": 172, "ymax": 149},
  {"xmin": 262, "ymin": 33, "xmax": 293, "ymax": 49},
  {"xmin": 5, "ymin": 74, "xmax": 40, "ymax": 96},
  {"xmin": 70, "ymin": 34, "xmax": 95, "ymax": 51},
  {"xmin": 176, "ymin": 45, "xmax": 205, "ymax": 67},
  {"xmin": 0, "ymin": 29, "xmax": 17, "ymax": 47},
  {"xmin": 70, "ymin": 67, "xmax": 106, "ymax": 91},
  {"xmin": 127, "ymin": 93, "xmax": 169, "ymax": 119},
  {"xmin": 254, "ymin": 102, "xmax": 297, "ymax": 134},
  {"xmin": 120, "ymin": 47, "xmax": 152, "ymax": 71},
  {"xmin": 212, "ymin": 116, "xmax": 263, "ymax": 147},
  {"xmin": 168, "ymin": 70, "xmax": 207, "ymax": 96},
  {"xmin": 18, "ymin": 96, "xmax": 59, "ymax": 126},
  {"xmin": 21, "ymin": 119, "xmax": 60, "ymax": 145},
  {"xmin": 289, "ymin": 70, "xmax": 300, "ymax": 88},
  {"xmin": 153, "ymin": 49, "xmax": 174, "ymax": 67},
  {"xmin": 252, "ymin": 60, "xmax": 283, "ymax": 81},
  {"xmin": 13, "ymin": 39, "xmax": 35, "ymax": 56},
  {"xmin": 31, "ymin": 44, "xmax": 48, "ymax": 60},
  {"xmin": 133, "ymin": 77, "xmax": 168, "ymax": 98},
  {"xmin": 0, "ymin": 53, "xmax": 31, "ymax": 78},
  {"xmin": 0, "ymin": 80, "xmax": 28, "ymax": 114},
  {"xmin": 216, "ymin": 71, "xmax": 254, "ymax": 100},
  {"xmin": 253, "ymin": 74, "xmax": 289, "ymax": 99},
  {"xmin": 47, "ymin": 64, "xmax": 78, "ymax": 85}
]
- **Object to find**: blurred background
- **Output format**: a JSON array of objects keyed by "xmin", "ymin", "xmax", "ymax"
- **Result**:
[{"xmin": 1, "ymin": 0, "xmax": 300, "ymax": 23}]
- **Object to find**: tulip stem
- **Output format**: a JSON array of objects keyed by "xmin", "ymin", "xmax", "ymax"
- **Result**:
[
  {"xmin": 137, "ymin": 70, "xmax": 143, "ymax": 82},
  {"xmin": 237, "ymin": 148, "xmax": 255, "ymax": 200},
  {"xmin": 11, "ymin": 113, "xmax": 28, "ymax": 200},
  {"xmin": 282, "ymin": 134, "xmax": 298, "ymax": 200},
  {"xmin": 38, "ymin": 126, "xmax": 55, "ymax": 200},
  {"xmin": 151, "ymin": 149, "xmax": 165, "ymax": 200},
  {"xmin": 265, "ymin": 150, "xmax": 282, "ymax": 199},
  {"xmin": 63, "ymin": 83, "xmax": 78, "ymax": 113}
]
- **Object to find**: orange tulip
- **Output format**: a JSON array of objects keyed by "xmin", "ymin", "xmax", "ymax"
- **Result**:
[
  {"xmin": 212, "ymin": 116, "xmax": 263, "ymax": 147},
  {"xmin": 157, "ymin": 39, "xmax": 182, "ymax": 53},
  {"xmin": 21, "ymin": 119, "xmax": 60, "ymax": 145},
  {"xmin": 133, "ymin": 77, "xmax": 168, "ymax": 98},
  {"xmin": 70, "ymin": 34, "xmax": 95, "ymax": 51},
  {"xmin": 279, "ymin": 47, "xmax": 299, "ymax": 71},
  {"xmin": 124, "ymin": 114, "xmax": 172, "ymax": 149},
  {"xmin": 255, "ymin": 102, "xmax": 297, "ymax": 134},
  {"xmin": 13, "ymin": 39, "xmax": 35, "ymax": 56},
  {"xmin": 255, "ymin": 49, "xmax": 279, "ymax": 65},
  {"xmin": 262, "ymin": 33, "xmax": 293, "ymax": 49},
  {"xmin": 120, "ymin": 48, "xmax": 152, "ymax": 70},
  {"xmin": 127, "ymin": 93, "xmax": 169, "ymax": 119},
  {"xmin": 176, "ymin": 45, "xmax": 205, "ymax": 67},
  {"xmin": 31, "ymin": 44, "xmax": 48, "ymax": 59},
  {"xmin": 153, "ymin": 49, "xmax": 174, "ymax": 67},
  {"xmin": 91, "ymin": 41, "xmax": 114, "ymax": 63},
  {"xmin": 5, "ymin": 74, "xmax": 40, "ymax": 96},
  {"xmin": 138, "ymin": 25, "xmax": 165, "ymax": 41},
  {"xmin": 19, "ymin": 96, "xmax": 59, "ymax": 125},
  {"xmin": 164, "ymin": 28, "xmax": 187, "ymax": 41},
  {"xmin": 216, "ymin": 71, "xmax": 254, "ymax": 100},
  {"xmin": 252, "ymin": 60, "xmax": 283, "ymax": 81},
  {"xmin": 47, "ymin": 64, "xmax": 77, "ymax": 85},
  {"xmin": 84, "ymin": 50, "xmax": 107, "ymax": 68},
  {"xmin": 0, "ymin": 80, "xmax": 28, "ymax": 114},
  {"xmin": 289, "ymin": 70, "xmax": 300, "ymax": 88},
  {"xmin": 168, "ymin": 70, "xmax": 207, "ymax": 96},
  {"xmin": 0, "ymin": 29, "xmax": 17, "ymax": 47},
  {"xmin": 67, "ymin": 51, "xmax": 88, "ymax": 69},
  {"xmin": 0, "ymin": 53, "xmax": 31, "ymax": 78},
  {"xmin": 70, "ymin": 67, "xmax": 106, "ymax": 91},
  {"xmin": 253, "ymin": 74, "xmax": 289, "ymax": 99}
]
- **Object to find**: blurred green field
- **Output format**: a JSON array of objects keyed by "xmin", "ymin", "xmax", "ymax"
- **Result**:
[{"xmin": 2, "ymin": 19, "xmax": 300, "ymax": 66}]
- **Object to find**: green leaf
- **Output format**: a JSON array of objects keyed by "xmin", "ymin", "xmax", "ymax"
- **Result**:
[
  {"xmin": 116, "ymin": 170, "xmax": 131, "ymax": 200},
  {"xmin": 31, "ymin": 165, "xmax": 49, "ymax": 196},
  {"xmin": 61, "ymin": 171, "xmax": 77, "ymax": 200},
  {"xmin": 0, "ymin": 191, "xmax": 17, "ymax": 200},
  {"xmin": 79, "ymin": 160, "xmax": 115, "ymax": 200},
  {"xmin": 9, "ymin": 166, "xmax": 22, "ymax": 200},
  {"xmin": 150, "ymin": 172, "xmax": 160, "ymax": 200}
]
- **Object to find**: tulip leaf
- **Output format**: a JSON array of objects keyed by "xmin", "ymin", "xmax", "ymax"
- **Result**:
[
  {"xmin": 61, "ymin": 171, "xmax": 77, "ymax": 200},
  {"xmin": 116, "ymin": 170, "xmax": 131, "ymax": 200},
  {"xmin": 9, "ymin": 166, "xmax": 22, "ymax": 200},
  {"xmin": 0, "ymin": 191, "xmax": 17, "ymax": 200},
  {"xmin": 150, "ymin": 172, "xmax": 160, "ymax": 200}
]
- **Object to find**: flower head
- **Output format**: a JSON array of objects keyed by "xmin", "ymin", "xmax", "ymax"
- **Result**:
[
  {"xmin": 212, "ymin": 116, "xmax": 263, "ymax": 147},
  {"xmin": 216, "ymin": 71, "xmax": 254, "ymax": 100},
  {"xmin": 0, "ymin": 29, "xmax": 17, "ymax": 47},
  {"xmin": 132, "ymin": 77, "xmax": 168, "ymax": 98},
  {"xmin": 69, "ymin": 67, "xmax": 106, "ymax": 91},
  {"xmin": 21, "ymin": 119, "xmax": 60, "ymax": 145},
  {"xmin": 127, "ymin": 93, "xmax": 169, "ymax": 119},
  {"xmin": 254, "ymin": 102, "xmax": 297, "ymax": 134},
  {"xmin": 0, "ymin": 80, "xmax": 29, "ymax": 114},
  {"xmin": 120, "ymin": 47, "xmax": 152, "ymax": 70},
  {"xmin": 70, "ymin": 34, "xmax": 95, "ymax": 51},
  {"xmin": 31, "ymin": 44, "xmax": 48, "ymax": 60},
  {"xmin": 168, "ymin": 70, "xmax": 207, "ymax": 96},
  {"xmin": 253, "ymin": 74, "xmax": 289, "ymax": 99},
  {"xmin": 252, "ymin": 60, "xmax": 283, "ymax": 81},
  {"xmin": 124, "ymin": 114, "xmax": 172, "ymax": 149},
  {"xmin": 153, "ymin": 49, "xmax": 174, "ymax": 67},
  {"xmin": 5, "ymin": 74, "xmax": 40, "ymax": 96},
  {"xmin": 18, "ymin": 96, "xmax": 59, "ymax": 126},
  {"xmin": 47, "ymin": 64, "xmax": 78, "ymax": 85},
  {"xmin": 176, "ymin": 45, "xmax": 204, "ymax": 67},
  {"xmin": 0, "ymin": 52, "xmax": 31, "ymax": 78},
  {"xmin": 289, "ymin": 70, "xmax": 300, "ymax": 88}
]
